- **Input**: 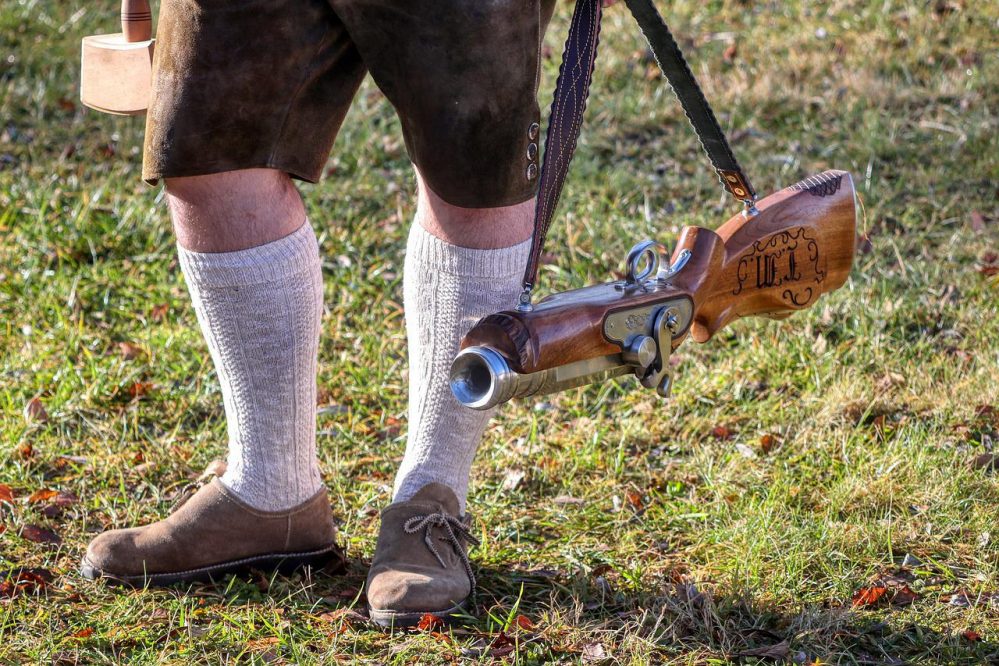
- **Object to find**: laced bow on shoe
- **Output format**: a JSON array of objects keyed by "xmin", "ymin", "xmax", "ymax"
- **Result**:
[{"xmin": 403, "ymin": 511, "xmax": 480, "ymax": 591}]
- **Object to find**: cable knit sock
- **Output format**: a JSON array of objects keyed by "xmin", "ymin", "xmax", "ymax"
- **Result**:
[
  {"xmin": 177, "ymin": 221, "xmax": 324, "ymax": 512},
  {"xmin": 393, "ymin": 224, "xmax": 530, "ymax": 513}
]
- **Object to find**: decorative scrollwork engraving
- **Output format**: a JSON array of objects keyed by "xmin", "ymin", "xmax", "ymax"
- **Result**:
[{"xmin": 733, "ymin": 227, "xmax": 827, "ymax": 308}]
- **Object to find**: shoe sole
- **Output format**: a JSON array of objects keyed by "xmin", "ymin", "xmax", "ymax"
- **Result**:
[
  {"xmin": 80, "ymin": 543, "xmax": 344, "ymax": 587},
  {"xmin": 368, "ymin": 601, "xmax": 471, "ymax": 629}
]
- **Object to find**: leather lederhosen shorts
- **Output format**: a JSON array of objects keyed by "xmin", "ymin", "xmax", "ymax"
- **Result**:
[{"xmin": 142, "ymin": 0, "xmax": 558, "ymax": 208}]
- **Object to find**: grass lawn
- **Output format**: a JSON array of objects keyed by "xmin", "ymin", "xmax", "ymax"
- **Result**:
[{"xmin": 2, "ymin": 0, "xmax": 997, "ymax": 663}]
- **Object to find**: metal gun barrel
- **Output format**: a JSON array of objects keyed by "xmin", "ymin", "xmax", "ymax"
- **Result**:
[{"xmin": 449, "ymin": 346, "xmax": 631, "ymax": 410}]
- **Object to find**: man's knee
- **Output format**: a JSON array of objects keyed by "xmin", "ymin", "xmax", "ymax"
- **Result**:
[
  {"xmin": 165, "ymin": 169, "xmax": 305, "ymax": 252},
  {"xmin": 165, "ymin": 169, "xmax": 296, "ymax": 211},
  {"xmin": 414, "ymin": 171, "xmax": 534, "ymax": 249}
]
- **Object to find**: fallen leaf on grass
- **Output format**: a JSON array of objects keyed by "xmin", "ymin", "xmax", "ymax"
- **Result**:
[
  {"xmin": 316, "ymin": 607, "xmax": 367, "ymax": 630},
  {"xmin": 970, "ymin": 211, "xmax": 987, "ymax": 232},
  {"xmin": 0, "ymin": 484, "xmax": 14, "ymax": 504},
  {"xmin": 552, "ymin": 495, "xmax": 585, "ymax": 506},
  {"xmin": 735, "ymin": 640, "xmax": 790, "ymax": 660},
  {"xmin": 971, "ymin": 453, "xmax": 998, "ymax": 471},
  {"xmin": 23, "ymin": 396, "xmax": 48, "ymax": 423},
  {"xmin": 711, "ymin": 425, "xmax": 734, "ymax": 440},
  {"xmin": 852, "ymin": 583, "xmax": 918, "ymax": 608},
  {"xmin": 513, "ymin": 614, "xmax": 535, "ymax": 631},
  {"xmin": 856, "ymin": 233, "xmax": 874, "ymax": 255},
  {"xmin": 0, "ymin": 568, "xmax": 52, "ymax": 599},
  {"xmin": 759, "ymin": 434, "xmax": 777, "ymax": 454},
  {"xmin": 70, "ymin": 628, "xmax": 94, "ymax": 639},
  {"xmin": 975, "ymin": 404, "xmax": 997, "ymax": 422},
  {"xmin": 21, "ymin": 524, "xmax": 62, "ymax": 546},
  {"xmin": 128, "ymin": 381, "xmax": 155, "ymax": 399},
  {"xmin": 150, "ymin": 303, "xmax": 169, "ymax": 322},
  {"xmin": 625, "ymin": 490, "xmax": 644, "ymax": 510},
  {"xmin": 28, "ymin": 488, "xmax": 59, "ymax": 503},
  {"xmin": 416, "ymin": 613, "xmax": 445, "ymax": 632},
  {"xmin": 723, "ymin": 41, "xmax": 738, "ymax": 63},
  {"xmin": 117, "ymin": 341, "xmax": 144, "ymax": 360},
  {"xmin": 502, "ymin": 468, "xmax": 525, "ymax": 491},
  {"xmin": 489, "ymin": 631, "xmax": 515, "ymax": 658},
  {"xmin": 962, "ymin": 630, "xmax": 981, "ymax": 641},
  {"xmin": 942, "ymin": 590, "xmax": 998, "ymax": 607},
  {"xmin": 581, "ymin": 642, "xmax": 607, "ymax": 662}
]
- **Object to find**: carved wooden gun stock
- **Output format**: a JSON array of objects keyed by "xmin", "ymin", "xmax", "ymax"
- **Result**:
[{"xmin": 450, "ymin": 170, "xmax": 858, "ymax": 409}]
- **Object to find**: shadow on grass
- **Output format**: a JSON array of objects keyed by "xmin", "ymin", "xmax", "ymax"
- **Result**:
[{"xmin": 467, "ymin": 564, "xmax": 999, "ymax": 665}]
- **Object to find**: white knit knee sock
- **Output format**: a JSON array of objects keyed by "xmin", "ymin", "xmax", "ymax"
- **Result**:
[
  {"xmin": 393, "ymin": 224, "xmax": 530, "ymax": 512},
  {"xmin": 177, "ymin": 221, "xmax": 324, "ymax": 511}
]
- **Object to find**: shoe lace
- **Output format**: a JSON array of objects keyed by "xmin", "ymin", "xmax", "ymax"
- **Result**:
[{"xmin": 403, "ymin": 512, "xmax": 480, "ymax": 593}]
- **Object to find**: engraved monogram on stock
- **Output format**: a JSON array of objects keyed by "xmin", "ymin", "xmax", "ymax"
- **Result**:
[
  {"xmin": 732, "ymin": 227, "xmax": 827, "ymax": 307},
  {"xmin": 452, "ymin": 170, "xmax": 857, "ymax": 410}
]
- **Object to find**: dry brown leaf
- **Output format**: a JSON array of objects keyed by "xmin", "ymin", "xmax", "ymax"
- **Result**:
[
  {"xmin": 70, "ymin": 628, "xmax": 94, "ymax": 639},
  {"xmin": 962, "ymin": 629, "xmax": 981, "ymax": 641},
  {"xmin": 150, "ymin": 303, "xmax": 169, "ymax": 322},
  {"xmin": 23, "ymin": 396, "xmax": 48, "ymax": 423},
  {"xmin": 857, "ymin": 233, "xmax": 874, "ymax": 255},
  {"xmin": 128, "ymin": 381, "xmax": 154, "ymax": 399},
  {"xmin": 711, "ymin": 425, "xmax": 733, "ymax": 440},
  {"xmin": 513, "ymin": 614, "xmax": 535, "ymax": 631},
  {"xmin": 0, "ymin": 568, "xmax": 51, "ymax": 599},
  {"xmin": 21, "ymin": 524, "xmax": 62, "ymax": 546},
  {"xmin": 723, "ymin": 42, "xmax": 738, "ymax": 63},
  {"xmin": 735, "ymin": 640, "xmax": 790, "ymax": 660},
  {"xmin": 416, "ymin": 613, "xmax": 445, "ymax": 632},
  {"xmin": 759, "ymin": 434, "xmax": 777, "ymax": 454},
  {"xmin": 852, "ymin": 582, "xmax": 918, "ymax": 607},
  {"xmin": 118, "ymin": 341, "xmax": 144, "ymax": 360},
  {"xmin": 28, "ymin": 488, "xmax": 59, "ymax": 504},
  {"xmin": 970, "ymin": 211, "xmax": 986, "ymax": 232},
  {"xmin": 0, "ymin": 484, "xmax": 14, "ymax": 504},
  {"xmin": 971, "ymin": 454, "xmax": 998, "ymax": 471},
  {"xmin": 625, "ymin": 490, "xmax": 644, "ymax": 510},
  {"xmin": 581, "ymin": 642, "xmax": 607, "ymax": 662}
]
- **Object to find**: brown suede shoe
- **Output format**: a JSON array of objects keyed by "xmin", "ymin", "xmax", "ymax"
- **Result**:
[
  {"xmin": 81, "ymin": 479, "xmax": 343, "ymax": 586},
  {"xmin": 366, "ymin": 483, "xmax": 479, "ymax": 628}
]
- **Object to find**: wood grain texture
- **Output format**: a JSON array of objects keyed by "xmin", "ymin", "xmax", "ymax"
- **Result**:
[
  {"xmin": 680, "ymin": 169, "xmax": 857, "ymax": 342},
  {"xmin": 121, "ymin": 0, "xmax": 152, "ymax": 43},
  {"xmin": 461, "ymin": 170, "xmax": 857, "ymax": 373}
]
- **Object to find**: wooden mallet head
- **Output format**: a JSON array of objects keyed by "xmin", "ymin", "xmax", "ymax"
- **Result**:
[{"xmin": 80, "ymin": 0, "xmax": 154, "ymax": 115}]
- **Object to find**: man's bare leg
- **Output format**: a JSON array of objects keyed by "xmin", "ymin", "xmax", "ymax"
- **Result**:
[{"xmin": 167, "ymin": 169, "xmax": 305, "ymax": 252}]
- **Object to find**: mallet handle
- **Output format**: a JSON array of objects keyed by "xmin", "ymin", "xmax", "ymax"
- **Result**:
[{"xmin": 121, "ymin": 0, "xmax": 152, "ymax": 42}]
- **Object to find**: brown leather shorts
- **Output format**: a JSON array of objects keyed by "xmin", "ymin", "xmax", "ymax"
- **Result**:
[{"xmin": 142, "ymin": 0, "xmax": 557, "ymax": 208}]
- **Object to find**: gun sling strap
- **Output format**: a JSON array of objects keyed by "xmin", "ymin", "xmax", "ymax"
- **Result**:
[{"xmin": 521, "ymin": 0, "xmax": 756, "ymax": 305}]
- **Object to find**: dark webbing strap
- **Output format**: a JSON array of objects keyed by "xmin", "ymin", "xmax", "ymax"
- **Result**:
[{"xmin": 521, "ymin": 0, "xmax": 755, "ymax": 298}]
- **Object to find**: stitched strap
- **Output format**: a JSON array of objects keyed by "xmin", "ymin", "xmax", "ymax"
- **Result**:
[
  {"xmin": 522, "ymin": 0, "xmax": 603, "ymax": 301},
  {"xmin": 522, "ymin": 0, "xmax": 754, "ymax": 297},
  {"xmin": 624, "ymin": 0, "xmax": 755, "ymax": 201}
]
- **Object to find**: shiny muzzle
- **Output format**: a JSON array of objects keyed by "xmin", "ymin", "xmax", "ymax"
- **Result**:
[{"xmin": 449, "ymin": 346, "xmax": 630, "ymax": 410}]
